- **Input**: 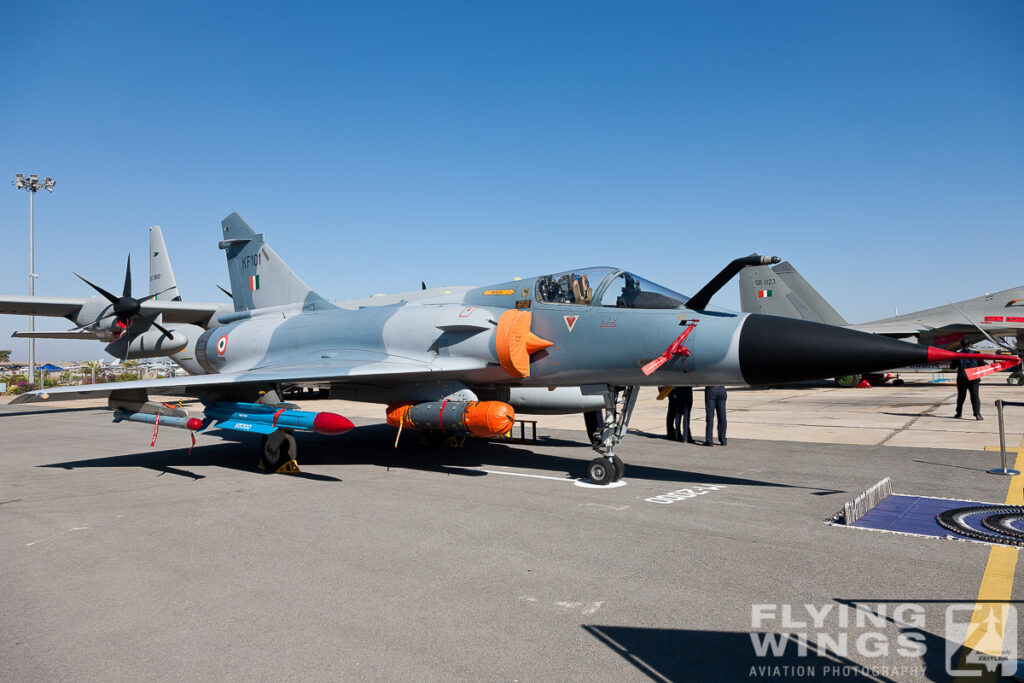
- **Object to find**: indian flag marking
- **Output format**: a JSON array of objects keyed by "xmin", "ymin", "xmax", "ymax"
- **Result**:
[
  {"xmin": 216, "ymin": 334, "xmax": 228, "ymax": 355},
  {"xmin": 757, "ymin": 289, "xmax": 772, "ymax": 298},
  {"xmin": 249, "ymin": 275, "xmax": 260, "ymax": 291}
]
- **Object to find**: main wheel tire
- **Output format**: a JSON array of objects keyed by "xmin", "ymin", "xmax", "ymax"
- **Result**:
[
  {"xmin": 587, "ymin": 457, "xmax": 616, "ymax": 485},
  {"xmin": 1008, "ymin": 372, "xmax": 1024, "ymax": 387},
  {"xmin": 261, "ymin": 432, "xmax": 296, "ymax": 470},
  {"xmin": 583, "ymin": 410, "xmax": 604, "ymax": 446},
  {"xmin": 611, "ymin": 455, "xmax": 624, "ymax": 482},
  {"xmin": 892, "ymin": 379, "xmax": 905, "ymax": 387}
]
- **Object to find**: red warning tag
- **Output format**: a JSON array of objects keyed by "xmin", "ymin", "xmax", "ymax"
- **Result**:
[
  {"xmin": 965, "ymin": 359, "xmax": 1021, "ymax": 381},
  {"xmin": 642, "ymin": 323, "xmax": 697, "ymax": 376},
  {"xmin": 150, "ymin": 413, "xmax": 161, "ymax": 447}
]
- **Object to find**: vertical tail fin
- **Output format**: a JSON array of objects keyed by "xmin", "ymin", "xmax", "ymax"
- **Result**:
[
  {"xmin": 739, "ymin": 261, "xmax": 847, "ymax": 325},
  {"xmin": 219, "ymin": 212, "xmax": 335, "ymax": 312},
  {"xmin": 148, "ymin": 225, "xmax": 182, "ymax": 302}
]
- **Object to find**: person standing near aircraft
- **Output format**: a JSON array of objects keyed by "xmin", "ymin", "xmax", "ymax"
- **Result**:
[
  {"xmin": 953, "ymin": 342, "xmax": 985, "ymax": 420},
  {"xmin": 663, "ymin": 386, "xmax": 678, "ymax": 440},
  {"xmin": 703, "ymin": 386, "xmax": 728, "ymax": 446},
  {"xmin": 665, "ymin": 386, "xmax": 695, "ymax": 442}
]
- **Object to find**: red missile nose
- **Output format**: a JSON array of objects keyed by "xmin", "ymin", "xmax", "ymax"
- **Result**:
[
  {"xmin": 926, "ymin": 347, "xmax": 1018, "ymax": 363},
  {"xmin": 186, "ymin": 418, "xmax": 203, "ymax": 431},
  {"xmin": 313, "ymin": 412, "xmax": 355, "ymax": 435}
]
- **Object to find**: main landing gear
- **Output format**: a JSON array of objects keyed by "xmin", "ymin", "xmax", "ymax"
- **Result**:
[
  {"xmin": 588, "ymin": 385, "xmax": 638, "ymax": 485},
  {"xmin": 260, "ymin": 429, "xmax": 298, "ymax": 472}
]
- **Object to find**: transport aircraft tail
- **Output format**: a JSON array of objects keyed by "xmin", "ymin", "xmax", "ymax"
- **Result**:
[
  {"xmin": 219, "ymin": 212, "xmax": 334, "ymax": 312},
  {"xmin": 148, "ymin": 225, "xmax": 182, "ymax": 302},
  {"xmin": 738, "ymin": 261, "xmax": 847, "ymax": 326}
]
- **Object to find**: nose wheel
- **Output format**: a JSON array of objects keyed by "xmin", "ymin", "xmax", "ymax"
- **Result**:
[{"xmin": 587, "ymin": 455, "xmax": 624, "ymax": 485}]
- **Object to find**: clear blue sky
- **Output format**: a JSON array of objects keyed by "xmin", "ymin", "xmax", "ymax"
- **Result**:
[{"xmin": 1, "ymin": 1, "xmax": 1021, "ymax": 361}]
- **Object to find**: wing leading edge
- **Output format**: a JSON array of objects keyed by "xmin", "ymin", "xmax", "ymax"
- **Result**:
[{"xmin": 11, "ymin": 353, "xmax": 490, "ymax": 404}]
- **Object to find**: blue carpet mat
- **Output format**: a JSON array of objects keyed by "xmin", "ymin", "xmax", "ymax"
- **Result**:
[{"xmin": 849, "ymin": 494, "xmax": 1010, "ymax": 541}]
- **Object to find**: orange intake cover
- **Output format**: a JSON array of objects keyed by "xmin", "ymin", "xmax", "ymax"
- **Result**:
[{"xmin": 495, "ymin": 310, "xmax": 554, "ymax": 378}]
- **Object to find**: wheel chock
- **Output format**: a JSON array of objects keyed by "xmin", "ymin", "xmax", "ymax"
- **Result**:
[{"xmin": 276, "ymin": 459, "xmax": 301, "ymax": 474}]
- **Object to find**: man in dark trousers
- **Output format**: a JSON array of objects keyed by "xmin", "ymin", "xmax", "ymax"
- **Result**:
[
  {"xmin": 953, "ymin": 342, "xmax": 986, "ymax": 420},
  {"xmin": 703, "ymin": 385, "xmax": 728, "ymax": 446},
  {"xmin": 665, "ymin": 386, "xmax": 695, "ymax": 442}
]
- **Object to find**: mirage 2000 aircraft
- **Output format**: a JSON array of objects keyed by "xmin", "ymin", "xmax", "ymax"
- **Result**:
[{"xmin": 14, "ymin": 214, "xmax": 1015, "ymax": 484}]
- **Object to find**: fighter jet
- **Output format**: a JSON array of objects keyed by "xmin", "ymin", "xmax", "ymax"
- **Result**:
[
  {"xmin": 13, "ymin": 213, "xmax": 1015, "ymax": 484},
  {"xmin": 0, "ymin": 226, "xmax": 607, "ymax": 418},
  {"xmin": 739, "ymin": 261, "xmax": 1024, "ymax": 385}
]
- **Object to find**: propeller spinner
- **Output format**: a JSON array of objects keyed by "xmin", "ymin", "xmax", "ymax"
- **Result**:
[{"xmin": 74, "ymin": 255, "xmax": 175, "ymax": 338}]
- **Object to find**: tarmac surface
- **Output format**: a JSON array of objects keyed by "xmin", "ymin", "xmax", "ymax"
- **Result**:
[{"xmin": 2, "ymin": 376, "xmax": 1023, "ymax": 681}]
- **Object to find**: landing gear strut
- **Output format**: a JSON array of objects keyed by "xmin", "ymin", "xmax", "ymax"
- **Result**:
[
  {"xmin": 583, "ymin": 409, "xmax": 605, "ymax": 446},
  {"xmin": 260, "ymin": 429, "xmax": 297, "ymax": 471},
  {"xmin": 588, "ymin": 385, "xmax": 638, "ymax": 484}
]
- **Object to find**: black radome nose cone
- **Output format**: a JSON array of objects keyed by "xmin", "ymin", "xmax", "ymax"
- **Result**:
[{"xmin": 738, "ymin": 314, "xmax": 931, "ymax": 386}]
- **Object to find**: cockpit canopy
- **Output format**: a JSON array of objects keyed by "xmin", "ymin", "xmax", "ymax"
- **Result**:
[{"xmin": 534, "ymin": 267, "xmax": 690, "ymax": 309}]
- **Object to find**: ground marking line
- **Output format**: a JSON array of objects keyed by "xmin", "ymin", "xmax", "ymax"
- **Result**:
[
  {"xmin": 962, "ymin": 433, "xmax": 1023, "ymax": 662},
  {"xmin": 26, "ymin": 525, "xmax": 90, "ymax": 547},
  {"xmin": 451, "ymin": 467, "xmax": 575, "ymax": 482},
  {"xmin": 984, "ymin": 445, "xmax": 1021, "ymax": 455},
  {"xmin": 452, "ymin": 467, "xmax": 628, "ymax": 488},
  {"xmin": 479, "ymin": 469, "xmax": 575, "ymax": 482}
]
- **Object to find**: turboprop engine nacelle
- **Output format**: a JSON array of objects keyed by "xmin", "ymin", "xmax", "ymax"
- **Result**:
[
  {"xmin": 73, "ymin": 297, "xmax": 130, "ymax": 341},
  {"xmin": 105, "ymin": 326, "xmax": 191, "ymax": 360}
]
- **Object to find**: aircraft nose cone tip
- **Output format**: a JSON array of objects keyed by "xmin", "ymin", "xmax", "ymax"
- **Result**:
[{"xmin": 738, "ymin": 314, "xmax": 931, "ymax": 386}]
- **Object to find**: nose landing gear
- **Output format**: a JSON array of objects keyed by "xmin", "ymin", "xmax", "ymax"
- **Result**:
[{"xmin": 588, "ymin": 385, "xmax": 638, "ymax": 485}]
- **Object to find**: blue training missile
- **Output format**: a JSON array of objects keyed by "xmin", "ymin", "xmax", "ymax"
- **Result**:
[{"xmin": 201, "ymin": 401, "xmax": 355, "ymax": 436}]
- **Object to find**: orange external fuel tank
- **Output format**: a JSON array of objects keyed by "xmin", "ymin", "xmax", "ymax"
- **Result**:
[{"xmin": 386, "ymin": 400, "xmax": 516, "ymax": 438}]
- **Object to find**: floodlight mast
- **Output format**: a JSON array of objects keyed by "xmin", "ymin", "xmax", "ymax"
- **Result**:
[{"xmin": 11, "ymin": 174, "xmax": 55, "ymax": 388}]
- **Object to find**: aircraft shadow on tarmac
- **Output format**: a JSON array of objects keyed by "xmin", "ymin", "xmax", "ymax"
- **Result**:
[
  {"xmin": 830, "ymin": 598, "xmax": 1020, "ymax": 682},
  {"xmin": 584, "ymin": 614, "xmax": 989, "ymax": 682},
  {"xmin": 583, "ymin": 625, "xmax": 885, "ymax": 682},
  {"xmin": 38, "ymin": 423, "xmax": 800, "ymax": 490}
]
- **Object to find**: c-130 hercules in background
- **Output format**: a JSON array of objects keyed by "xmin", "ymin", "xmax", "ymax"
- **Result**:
[{"xmin": 14, "ymin": 214, "xmax": 1015, "ymax": 484}]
